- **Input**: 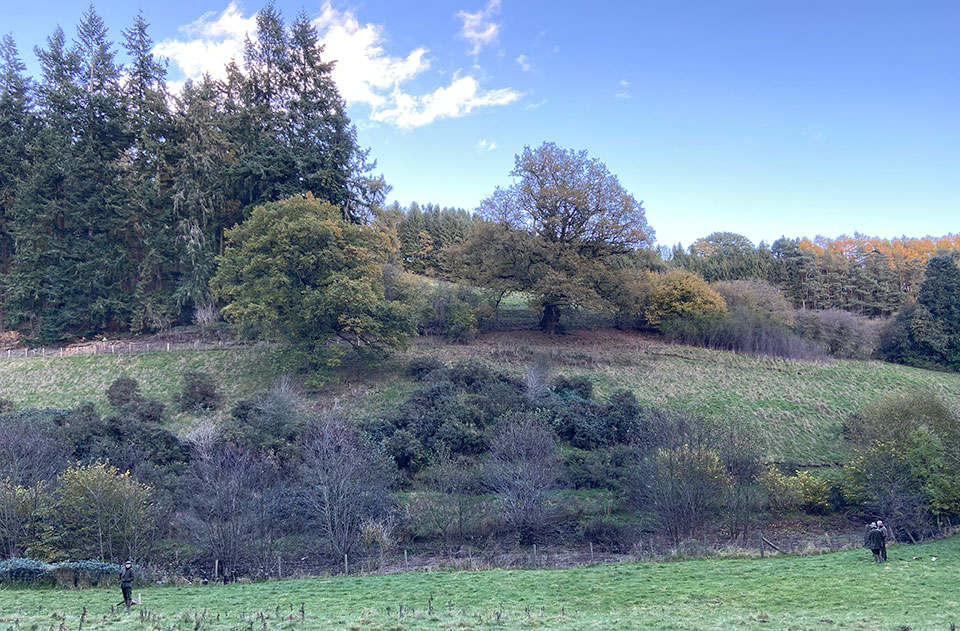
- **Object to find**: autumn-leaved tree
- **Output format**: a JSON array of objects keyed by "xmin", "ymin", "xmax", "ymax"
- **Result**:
[
  {"xmin": 455, "ymin": 143, "xmax": 654, "ymax": 332},
  {"xmin": 645, "ymin": 269, "xmax": 727, "ymax": 328},
  {"xmin": 47, "ymin": 462, "xmax": 157, "ymax": 562},
  {"xmin": 211, "ymin": 194, "xmax": 413, "ymax": 382}
]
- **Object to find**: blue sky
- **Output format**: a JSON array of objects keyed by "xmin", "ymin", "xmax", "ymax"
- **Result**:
[{"xmin": 5, "ymin": 1, "xmax": 959, "ymax": 247}]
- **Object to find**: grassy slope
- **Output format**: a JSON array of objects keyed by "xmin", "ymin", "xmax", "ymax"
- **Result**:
[
  {"xmin": 2, "ymin": 537, "xmax": 959, "ymax": 630},
  {"xmin": 340, "ymin": 330, "xmax": 960, "ymax": 465},
  {"xmin": 1, "ymin": 329, "xmax": 958, "ymax": 463},
  {"xmin": 0, "ymin": 346, "xmax": 283, "ymax": 428}
]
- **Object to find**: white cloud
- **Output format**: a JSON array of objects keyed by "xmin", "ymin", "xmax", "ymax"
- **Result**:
[
  {"xmin": 312, "ymin": 4, "xmax": 428, "ymax": 109},
  {"xmin": 615, "ymin": 78, "xmax": 631, "ymax": 99},
  {"xmin": 458, "ymin": 0, "xmax": 501, "ymax": 55},
  {"xmin": 515, "ymin": 54, "xmax": 532, "ymax": 72},
  {"xmin": 476, "ymin": 139, "xmax": 497, "ymax": 151},
  {"xmin": 373, "ymin": 75, "xmax": 519, "ymax": 128},
  {"xmin": 154, "ymin": 2, "xmax": 520, "ymax": 128},
  {"xmin": 524, "ymin": 99, "xmax": 546, "ymax": 110},
  {"xmin": 153, "ymin": 2, "xmax": 255, "ymax": 92}
]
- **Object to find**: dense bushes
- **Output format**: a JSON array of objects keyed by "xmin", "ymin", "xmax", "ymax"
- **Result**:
[
  {"xmin": 410, "ymin": 281, "xmax": 498, "ymax": 343},
  {"xmin": 796, "ymin": 308, "xmax": 879, "ymax": 359},
  {"xmin": 840, "ymin": 392, "xmax": 960, "ymax": 540},
  {"xmin": 0, "ymin": 558, "xmax": 137, "ymax": 588},
  {"xmin": 661, "ymin": 311, "xmax": 827, "ymax": 361},
  {"xmin": 177, "ymin": 371, "xmax": 220, "ymax": 412}
]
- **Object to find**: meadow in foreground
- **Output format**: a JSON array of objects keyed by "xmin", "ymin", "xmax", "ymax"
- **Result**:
[{"xmin": 1, "ymin": 536, "xmax": 957, "ymax": 631}]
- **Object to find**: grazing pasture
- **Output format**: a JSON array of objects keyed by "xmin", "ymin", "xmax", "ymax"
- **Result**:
[{"xmin": 0, "ymin": 536, "xmax": 957, "ymax": 630}]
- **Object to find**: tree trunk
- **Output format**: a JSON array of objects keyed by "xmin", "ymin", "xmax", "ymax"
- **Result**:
[{"xmin": 539, "ymin": 302, "xmax": 562, "ymax": 334}]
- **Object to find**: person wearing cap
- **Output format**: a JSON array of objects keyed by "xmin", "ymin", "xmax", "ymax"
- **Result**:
[{"xmin": 119, "ymin": 560, "xmax": 135, "ymax": 611}]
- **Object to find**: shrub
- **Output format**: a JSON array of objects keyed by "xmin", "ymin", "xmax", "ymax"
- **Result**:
[
  {"xmin": 603, "ymin": 390, "xmax": 642, "ymax": 443},
  {"xmin": 107, "ymin": 376, "xmax": 142, "ymax": 408},
  {"xmin": 581, "ymin": 518, "xmax": 631, "ymax": 552},
  {"xmin": 712, "ymin": 279, "xmax": 796, "ymax": 327},
  {"xmin": 0, "ymin": 558, "xmax": 53, "ymax": 586},
  {"xmin": 631, "ymin": 444, "xmax": 731, "ymax": 544},
  {"xmin": 223, "ymin": 378, "xmax": 302, "ymax": 462},
  {"xmin": 645, "ymin": 270, "xmax": 727, "ymax": 329},
  {"xmin": 796, "ymin": 308, "xmax": 880, "ymax": 359},
  {"xmin": 178, "ymin": 371, "xmax": 220, "ymax": 412},
  {"xmin": 406, "ymin": 357, "xmax": 445, "ymax": 380},
  {"xmin": 563, "ymin": 445, "xmax": 639, "ymax": 489},
  {"xmin": 486, "ymin": 412, "xmax": 559, "ymax": 543},
  {"xmin": 795, "ymin": 471, "xmax": 832, "ymax": 514},
  {"xmin": 539, "ymin": 394, "xmax": 610, "ymax": 449},
  {"xmin": 758, "ymin": 465, "xmax": 802, "ymax": 513},
  {"xmin": 551, "ymin": 375, "xmax": 593, "ymax": 400},
  {"xmin": 413, "ymin": 283, "xmax": 484, "ymax": 343},
  {"xmin": 449, "ymin": 359, "xmax": 496, "ymax": 393},
  {"xmin": 662, "ymin": 310, "xmax": 827, "ymax": 361},
  {"xmin": 131, "ymin": 398, "xmax": 166, "ymax": 424},
  {"xmin": 54, "ymin": 560, "xmax": 127, "ymax": 588}
]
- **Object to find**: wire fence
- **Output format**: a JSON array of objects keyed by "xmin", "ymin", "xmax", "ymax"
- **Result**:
[
  {"xmin": 169, "ymin": 530, "xmax": 877, "ymax": 583},
  {"xmin": 0, "ymin": 338, "xmax": 258, "ymax": 359}
]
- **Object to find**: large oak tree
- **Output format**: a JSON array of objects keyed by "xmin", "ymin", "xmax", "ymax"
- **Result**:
[{"xmin": 457, "ymin": 143, "xmax": 654, "ymax": 332}]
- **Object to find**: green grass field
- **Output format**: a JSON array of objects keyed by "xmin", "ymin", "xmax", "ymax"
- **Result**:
[
  {"xmin": 1, "ymin": 537, "xmax": 958, "ymax": 630},
  {"xmin": 1, "ymin": 329, "xmax": 959, "ymax": 463},
  {"xmin": 0, "ymin": 346, "xmax": 283, "ymax": 427}
]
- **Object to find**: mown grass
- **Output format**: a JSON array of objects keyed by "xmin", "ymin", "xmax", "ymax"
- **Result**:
[
  {"xmin": 0, "ymin": 346, "xmax": 284, "ymax": 427},
  {"xmin": 1, "ymin": 537, "xmax": 958, "ymax": 630}
]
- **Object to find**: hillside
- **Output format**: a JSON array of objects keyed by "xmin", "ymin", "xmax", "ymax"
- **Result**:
[
  {"xmin": 1, "ymin": 536, "xmax": 958, "ymax": 630},
  {"xmin": 1, "ymin": 329, "xmax": 958, "ymax": 465}
]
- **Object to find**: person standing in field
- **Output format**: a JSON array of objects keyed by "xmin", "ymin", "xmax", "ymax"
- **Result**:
[
  {"xmin": 864, "ymin": 523, "xmax": 884, "ymax": 563},
  {"xmin": 877, "ymin": 520, "xmax": 888, "ymax": 561},
  {"xmin": 119, "ymin": 560, "xmax": 135, "ymax": 611}
]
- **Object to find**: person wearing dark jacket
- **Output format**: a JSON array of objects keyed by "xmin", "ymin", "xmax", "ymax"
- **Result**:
[
  {"xmin": 119, "ymin": 561, "xmax": 135, "ymax": 611},
  {"xmin": 864, "ymin": 525, "xmax": 884, "ymax": 562}
]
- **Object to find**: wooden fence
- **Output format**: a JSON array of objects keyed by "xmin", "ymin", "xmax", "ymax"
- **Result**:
[{"xmin": 0, "ymin": 339, "xmax": 253, "ymax": 359}]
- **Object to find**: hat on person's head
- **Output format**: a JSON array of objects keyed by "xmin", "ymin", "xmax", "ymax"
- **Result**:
[
  {"xmin": 125, "ymin": 560, "xmax": 132, "ymax": 565},
  {"xmin": 870, "ymin": 522, "xmax": 877, "ymax": 528}
]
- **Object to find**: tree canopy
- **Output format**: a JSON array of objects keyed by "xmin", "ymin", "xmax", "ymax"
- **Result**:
[
  {"xmin": 458, "ymin": 143, "xmax": 655, "ymax": 332},
  {"xmin": 211, "ymin": 194, "xmax": 413, "ymax": 381}
]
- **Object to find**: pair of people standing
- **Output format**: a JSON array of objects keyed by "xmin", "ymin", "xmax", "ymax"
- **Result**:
[{"xmin": 864, "ymin": 520, "xmax": 888, "ymax": 562}]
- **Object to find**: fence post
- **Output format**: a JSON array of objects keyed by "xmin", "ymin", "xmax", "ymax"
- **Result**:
[
  {"xmin": 166, "ymin": 342, "xmax": 170, "ymax": 352},
  {"xmin": 404, "ymin": 550, "xmax": 408, "ymax": 568},
  {"xmin": 759, "ymin": 533, "xmax": 765, "ymax": 558},
  {"xmin": 60, "ymin": 347, "xmax": 63, "ymax": 357},
  {"xmin": 278, "ymin": 556, "xmax": 282, "ymax": 579},
  {"xmin": 344, "ymin": 554, "xmax": 349, "ymax": 575},
  {"xmin": 214, "ymin": 559, "xmax": 219, "ymax": 580},
  {"xmin": 589, "ymin": 542, "xmax": 594, "ymax": 563}
]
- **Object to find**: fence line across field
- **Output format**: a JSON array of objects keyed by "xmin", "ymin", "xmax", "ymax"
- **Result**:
[
  {"xmin": 0, "ymin": 339, "xmax": 261, "ymax": 359},
  {"xmin": 183, "ymin": 532, "xmax": 871, "ymax": 583}
]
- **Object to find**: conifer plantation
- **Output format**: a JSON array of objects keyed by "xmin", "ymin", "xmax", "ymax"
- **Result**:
[{"xmin": 0, "ymin": 6, "xmax": 383, "ymax": 344}]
